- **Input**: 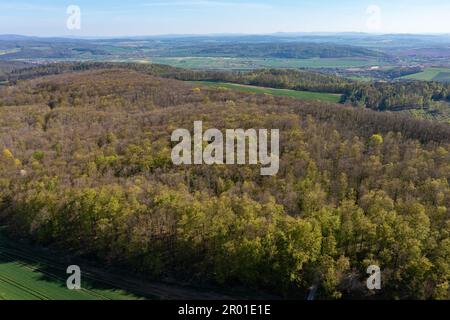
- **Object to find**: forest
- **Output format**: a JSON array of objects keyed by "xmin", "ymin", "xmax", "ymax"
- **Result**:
[
  {"xmin": 0, "ymin": 66, "xmax": 449, "ymax": 299},
  {"xmin": 4, "ymin": 62, "xmax": 450, "ymax": 122}
]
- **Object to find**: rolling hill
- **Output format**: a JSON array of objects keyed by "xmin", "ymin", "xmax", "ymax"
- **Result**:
[{"xmin": 0, "ymin": 67, "xmax": 449, "ymax": 299}]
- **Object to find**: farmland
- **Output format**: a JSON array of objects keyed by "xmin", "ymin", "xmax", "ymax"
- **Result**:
[
  {"xmin": 191, "ymin": 81, "xmax": 343, "ymax": 103},
  {"xmin": 399, "ymin": 67, "xmax": 450, "ymax": 82},
  {"xmin": 0, "ymin": 49, "xmax": 21, "ymax": 56},
  {"xmin": 0, "ymin": 228, "xmax": 144, "ymax": 300},
  {"xmin": 151, "ymin": 57, "xmax": 385, "ymax": 71}
]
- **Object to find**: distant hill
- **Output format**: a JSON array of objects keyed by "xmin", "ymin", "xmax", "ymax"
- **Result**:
[
  {"xmin": 0, "ymin": 35, "xmax": 390, "ymax": 61},
  {"xmin": 172, "ymin": 42, "xmax": 387, "ymax": 59},
  {"xmin": 0, "ymin": 34, "xmax": 38, "ymax": 41}
]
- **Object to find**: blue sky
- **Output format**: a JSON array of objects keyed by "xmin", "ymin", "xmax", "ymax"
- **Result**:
[{"xmin": 0, "ymin": 0, "xmax": 449, "ymax": 36}]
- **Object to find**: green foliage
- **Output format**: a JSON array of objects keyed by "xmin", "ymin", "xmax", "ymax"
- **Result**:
[
  {"xmin": 32, "ymin": 151, "xmax": 45, "ymax": 161},
  {"xmin": 0, "ymin": 68, "xmax": 449, "ymax": 299},
  {"xmin": 370, "ymin": 134, "xmax": 384, "ymax": 146}
]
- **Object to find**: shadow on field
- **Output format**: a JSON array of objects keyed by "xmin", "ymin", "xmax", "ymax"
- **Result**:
[
  {"xmin": 0, "ymin": 228, "xmax": 254, "ymax": 300},
  {"xmin": 0, "ymin": 228, "xmax": 160, "ymax": 299}
]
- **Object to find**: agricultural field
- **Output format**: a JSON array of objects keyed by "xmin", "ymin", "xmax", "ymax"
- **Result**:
[
  {"xmin": 0, "ymin": 49, "xmax": 21, "ymax": 56},
  {"xmin": 0, "ymin": 229, "xmax": 144, "ymax": 300},
  {"xmin": 192, "ymin": 81, "xmax": 342, "ymax": 103},
  {"xmin": 399, "ymin": 67, "xmax": 450, "ymax": 82},
  {"xmin": 151, "ymin": 57, "xmax": 385, "ymax": 71}
]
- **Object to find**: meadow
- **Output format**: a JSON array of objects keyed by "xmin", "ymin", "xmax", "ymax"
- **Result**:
[
  {"xmin": 191, "ymin": 81, "xmax": 343, "ymax": 103},
  {"xmin": 151, "ymin": 57, "xmax": 384, "ymax": 70},
  {"xmin": 399, "ymin": 67, "xmax": 450, "ymax": 82},
  {"xmin": 0, "ymin": 49, "xmax": 21, "ymax": 56}
]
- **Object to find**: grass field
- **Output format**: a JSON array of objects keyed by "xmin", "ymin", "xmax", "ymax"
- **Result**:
[
  {"xmin": 192, "ymin": 81, "xmax": 342, "ymax": 103},
  {"xmin": 0, "ymin": 229, "xmax": 144, "ymax": 300},
  {"xmin": 0, "ymin": 228, "xmax": 243, "ymax": 300},
  {"xmin": 0, "ymin": 49, "xmax": 21, "ymax": 56},
  {"xmin": 151, "ymin": 57, "xmax": 385, "ymax": 70},
  {"xmin": 399, "ymin": 67, "xmax": 450, "ymax": 82}
]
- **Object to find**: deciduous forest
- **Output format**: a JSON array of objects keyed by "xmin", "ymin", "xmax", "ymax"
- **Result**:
[
  {"xmin": 5, "ymin": 63, "xmax": 450, "ymax": 122},
  {"xmin": 0, "ymin": 66, "xmax": 449, "ymax": 299}
]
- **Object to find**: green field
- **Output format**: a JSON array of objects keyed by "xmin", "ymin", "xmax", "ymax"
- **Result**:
[
  {"xmin": 0, "ymin": 49, "xmax": 21, "ymax": 56},
  {"xmin": 0, "ymin": 229, "xmax": 144, "ymax": 300},
  {"xmin": 151, "ymin": 57, "xmax": 385, "ymax": 70},
  {"xmin": 399, "ymin": 67, "xmax": 450, "ymax": 82},
  {"xmin": 192, "ymin": 81, "xmax": 342, "ymax": 103}
]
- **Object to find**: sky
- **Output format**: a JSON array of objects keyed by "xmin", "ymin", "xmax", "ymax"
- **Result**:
[{"xmin": 0, "ymin": 0, "xmax": 449, "ymax": 37}]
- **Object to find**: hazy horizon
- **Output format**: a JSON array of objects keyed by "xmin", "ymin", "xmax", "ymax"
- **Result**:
[
  {"xmin": 2, "ymin": 32, "xmax": 450, "ymax": 40},
  {"xmin": 1, "ymin": 0, "xmax": 450, "ymax": 37}
]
